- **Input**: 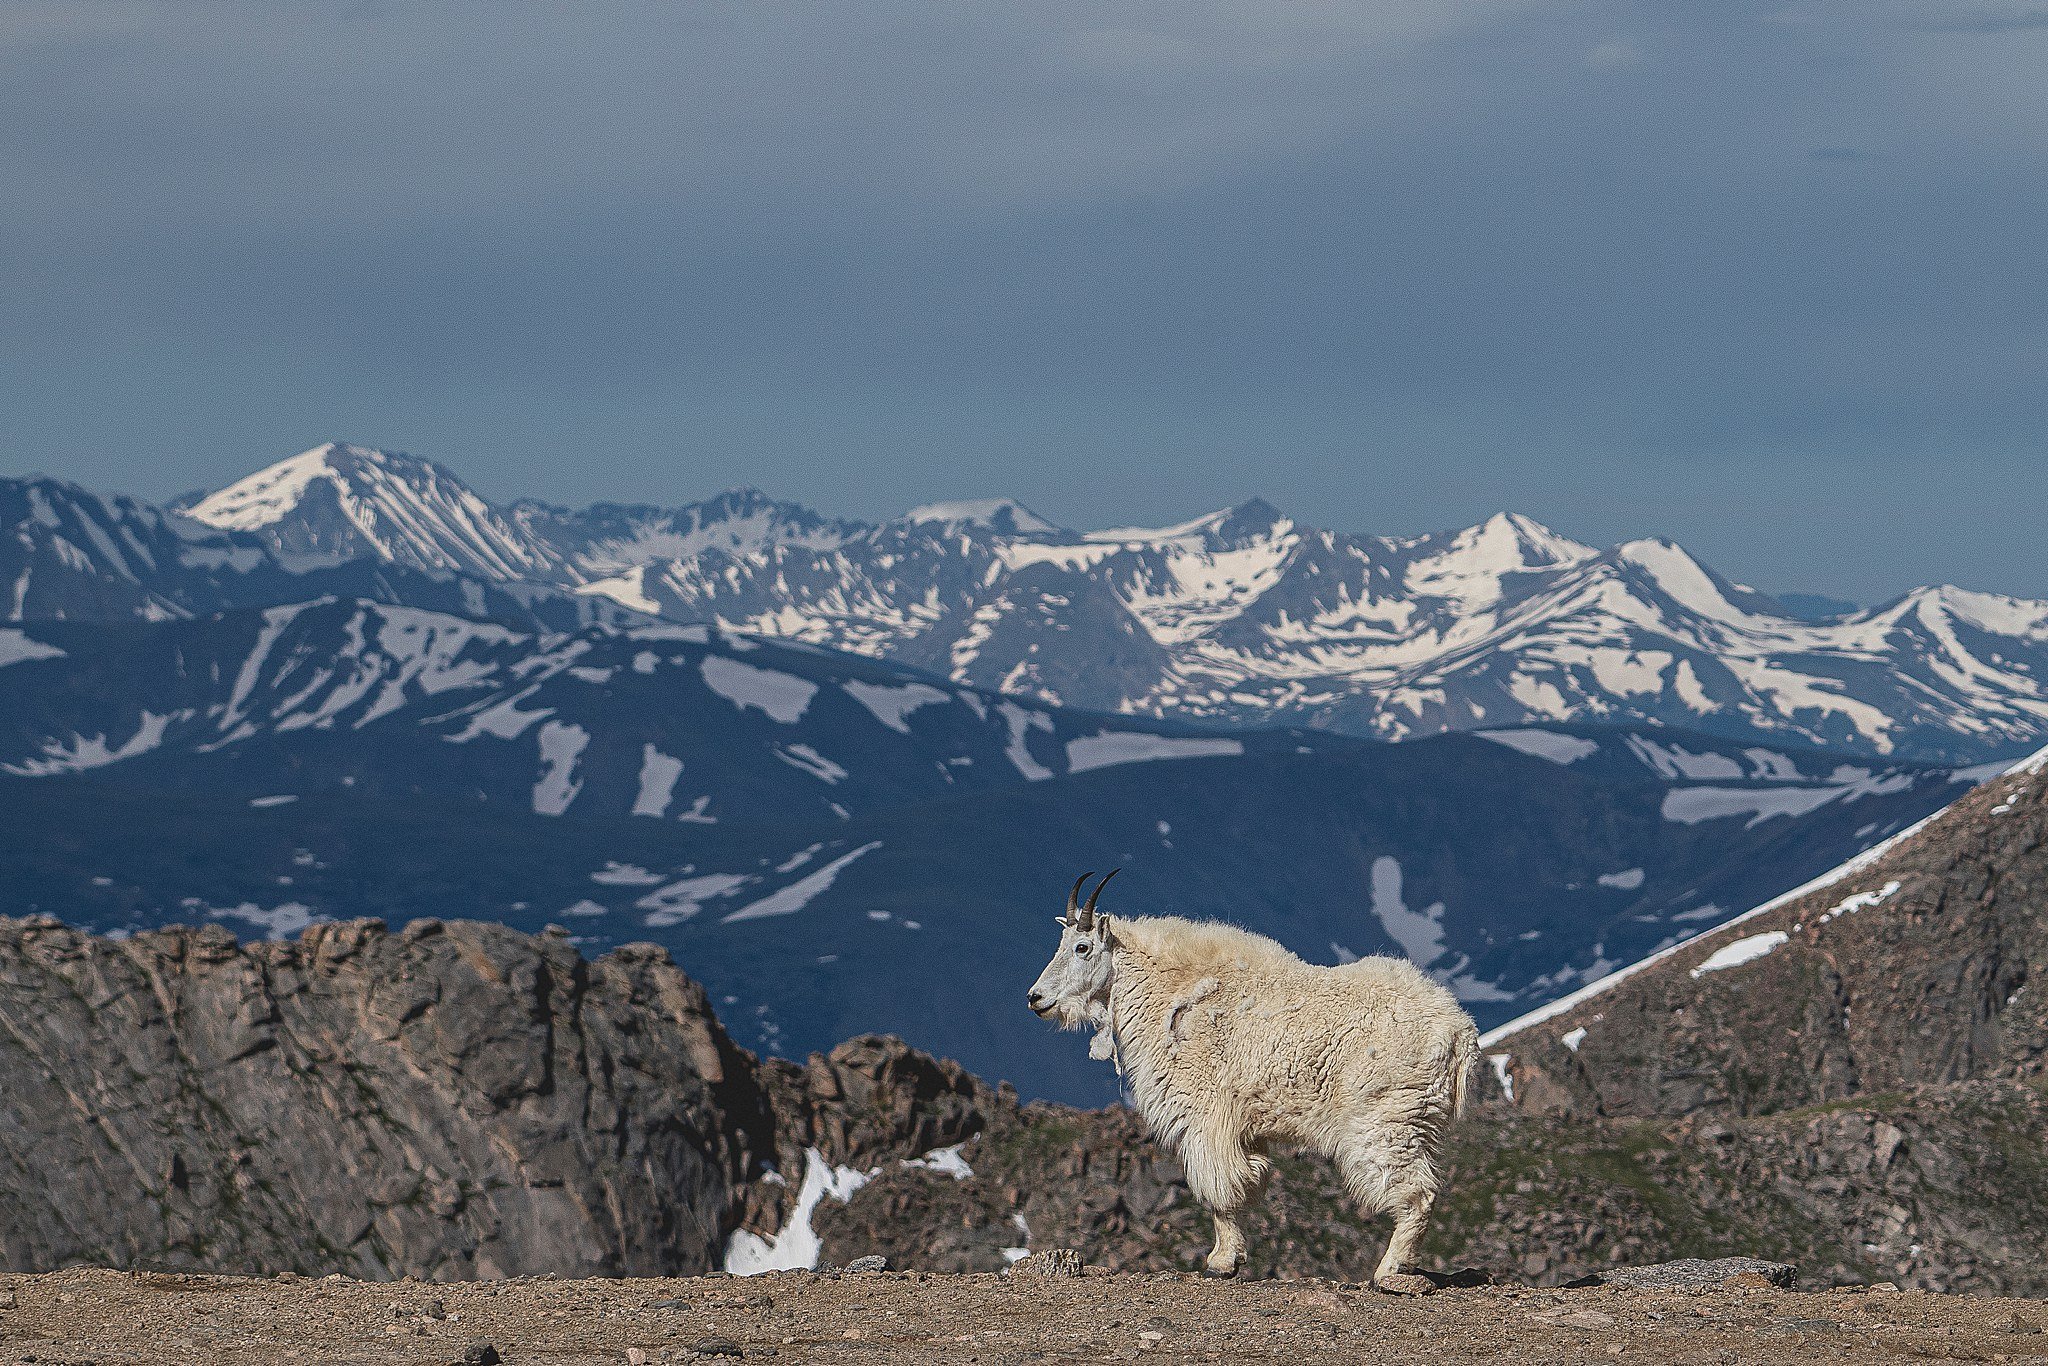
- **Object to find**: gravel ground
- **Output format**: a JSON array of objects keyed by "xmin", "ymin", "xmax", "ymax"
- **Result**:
[{"xmin": 4, "ymin": 1265, "xmax": 2047, "ymax": 1364}]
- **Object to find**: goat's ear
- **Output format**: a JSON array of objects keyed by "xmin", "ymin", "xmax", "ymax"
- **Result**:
[
  {"xmin": 1053, "ymin": 916, "xmax": 1070, "ymax": 926},
  {"xmin": 1097, "ymin": 914, "xmax": 1114, "ymax": 942}
]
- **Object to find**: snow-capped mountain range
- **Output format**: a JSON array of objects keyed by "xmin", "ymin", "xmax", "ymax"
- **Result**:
[{"xmin": 8, "ymin": 440, "xmax": 2045, "ymax": 764}]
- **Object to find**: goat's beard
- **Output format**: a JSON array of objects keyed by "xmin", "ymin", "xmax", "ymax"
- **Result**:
[
  {"xmin": 1081, "ymin": 999, "xmax": 1116, "ymax": 1062},
  {"xmin": 1052, "ymin": 995, "xmax": 1108, "ymax": 1033},
  {"xmin": 1064, "ymin": 999, "xmax": 1114, "ymax": 1064}
]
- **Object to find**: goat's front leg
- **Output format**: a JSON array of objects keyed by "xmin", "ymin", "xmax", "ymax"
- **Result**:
[
  {"xmin": 1208, "ymin": 1208, "xmax": 1249, "ymax": 1277},
  {"xmin": 1183, "ymin": 1132, "xmax": 1270, "ymax": 1277}
]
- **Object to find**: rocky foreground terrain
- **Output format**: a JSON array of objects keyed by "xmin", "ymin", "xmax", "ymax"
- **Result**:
[
  {"xmin": 4, "ymin": 1262, "xmax": 2048, "ymax": 1365},
  {"xmin": 3, "ymin": 750, "xmax": 2047, "ymax": 1303}
]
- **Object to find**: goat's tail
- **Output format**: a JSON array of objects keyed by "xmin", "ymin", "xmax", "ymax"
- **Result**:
[{"xmin": 1447, "ymin": 1021, "xmax": 1482, "ymax": 1120}]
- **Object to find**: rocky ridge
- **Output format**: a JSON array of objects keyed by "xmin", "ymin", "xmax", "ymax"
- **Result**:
[{"xmin": 6, "ymin": 903, "xmax": 2048, "ymax": 1296}]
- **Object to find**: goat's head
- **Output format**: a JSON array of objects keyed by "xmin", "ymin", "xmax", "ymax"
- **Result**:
[{"xmin": 1027, "ymin": 869, "xmax": 1119, "ymax": 1027}]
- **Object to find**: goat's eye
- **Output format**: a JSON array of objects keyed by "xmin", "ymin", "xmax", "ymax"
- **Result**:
[{"xmin": 1074, "ymin": 943, "xmax": 1090, "ymax": 956}]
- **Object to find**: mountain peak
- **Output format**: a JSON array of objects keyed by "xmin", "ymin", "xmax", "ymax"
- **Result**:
[
  {"xmin": 1215, "ymin": 496, "xmax": 1289, "ymax": 536},
  {"xmin": 1474, "ymin": 512, "xmax": 1596, "ymax": 567},
  {"xmin": 183, "ymin": 443, "xmax": 560, "ymax": 581},
  {"xmin": 1079, "ymin": 499, "xmax": 1291, "ymax": 548},
  {"xmin": 1402, "ymin": 512, "xmax": 1595, "ymax": 607},
  {"xmin": 186, "ymin": 443, "xmax": 470, "ymax": 529},
  {"xmin": 1896, "ymin": 583, "xmax": 2048, "ymax": 637},
  {"xmin": 901, "ymin": 498, "xmax": 1059, "ymax": 536},
  {"xmin": 187, "ymin": 443, "xmax": 366, "ymax": 531}
]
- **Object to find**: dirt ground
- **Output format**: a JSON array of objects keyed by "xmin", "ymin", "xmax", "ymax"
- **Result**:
[{"xmin": 4, "ymin": 1264, "xmax": 2048, "ymax": 1365}]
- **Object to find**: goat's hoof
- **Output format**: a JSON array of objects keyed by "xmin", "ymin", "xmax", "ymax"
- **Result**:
[
  {"xmin": 1375, "ymin": 1272, "xmax": 1436, "ymax": 1296},
  {"xmin": 1202, "ymin": 1259, "xmax": 1242, "ymax": 1279}
]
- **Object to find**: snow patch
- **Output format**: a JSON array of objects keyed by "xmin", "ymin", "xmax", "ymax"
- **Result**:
[
  {"xmin": 1627, "ymin": 737, "xmax": 1746, "ymax": 781},
  {"xmin": 4, "ymin": 710, "xmax": 176, "ymax": 776},
  {"xmin": 1744, "ymin": 748, "xmax": 1803, "ymax": 782},
  {"xmin": 999, "ymin": 703, "xmax": 1054, "ymax": 781},
  {"xmin": 447, "ymin": 688, "xmax": 552, "ymax": 742},
  {"xmin": 591, "ymin": 861, "xmax": 666, "ymax": 886},
  {"xmin": 208, "ymin": 901, "xmax": 325, "ymax": 941},
  {"xmin": 776, "ymin": 743, "xmax": 848, "ymax": 784},
  {"xmin": 903, "ymin": 1144, "xmax": 975, "ymax": 1180},
  {"xmin": 1597, "ymin": 868, "xmax": 1646, "ymax": 891},
  {"xmin": 843, "ymin": 680, "xmax": 950, "ymax": 733},
  {"xmin": 1689, "ymin": 930, "xmax": 1790, "ymax": 978},
  {"xmin": 723, "ymin": 842, "xmax": 882, "ymax": 924},
  {"xmin": 1818, "ymin": 880, "xmax": 1901, "ymax": 925},
  {"xmin": 725, "ymin": 1149, "xmax": 873, "ymax": 1274},
  {"xmin": 702, "ymin": 655, "xmax": 816, "ymax": 723},
  {"xmin": 531, "ymin": 721, "xmax": 590, "ymax": 816},
  {"xmin": 1476, "ymin": 729, "xmax": 1599, "ymax": 764},
  {"xmin": 1661, "ymin": 785, "xmax": 1845, "ymax": 827},
  {"xmin": 1065, "ymin": 732, "xmax": 1245, "ymax": 773},
  {"xmin": 187, "ymin": 446, "xmax": 335, "ymax": 529},
  {"xmin": 632, "ymin": 745, "xmax": 684, "ymax": 817},
  {"xmin": 0, "ymin": 630, "xmax": 63, "ymax": 668},
  {"xmin": 996, "ymin": 541, "xmax": 1119, "ymax": 573},
  {"xmin": 637, "ymin": 873, "xmax": 754, "ymax": 926},
  {"xmin": 1670, "ymin": 902, "xmax": 1728, "ymax": 922},
  {"xmin": 1369, "ymin": 856, "xmax": 1447, "ymax": 966},
  {"xmin": 579, "ymin": 566, "xmax": 663, "ymax": 615}
]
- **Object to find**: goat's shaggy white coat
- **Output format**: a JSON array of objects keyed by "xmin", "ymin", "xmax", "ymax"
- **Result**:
[{"xmin": 1032, "ymin": 913, "xmax": 1480, "ymax": 1287}]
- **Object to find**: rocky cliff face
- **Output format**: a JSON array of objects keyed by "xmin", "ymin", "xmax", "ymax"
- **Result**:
[{"xmin": 0, "ymin": 916, "xmax": 774, "ymax": 1280}]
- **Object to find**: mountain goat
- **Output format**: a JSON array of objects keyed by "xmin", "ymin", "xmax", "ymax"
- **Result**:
[{"xmin": 1027, "ymin": 871, "xmax": 1480, "ymax": 1292}]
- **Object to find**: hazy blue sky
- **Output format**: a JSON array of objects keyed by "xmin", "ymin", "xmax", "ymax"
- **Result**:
[{"xmin": 3, "ymin": 1, "xmax": 2045, "ymax": 601}]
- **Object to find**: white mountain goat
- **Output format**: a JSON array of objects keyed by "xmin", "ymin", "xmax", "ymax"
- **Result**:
[{"xmin": 1027, "ymin": 870, "xmax": 1480, "ymax": 1292}]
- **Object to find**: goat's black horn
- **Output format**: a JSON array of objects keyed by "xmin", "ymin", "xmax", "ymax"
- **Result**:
[
  {"xmin": 1083, "ymin": 868, "xmax": 1121, "ymax": 916},
  {"xmin": 1066, "ymin": 872, "xmax": 1095, "ymax": 922}
]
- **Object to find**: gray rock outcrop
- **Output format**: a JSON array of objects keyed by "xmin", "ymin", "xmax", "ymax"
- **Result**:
[{"xmin": 0, "ymin": 916, "xmax": 773, "ymax": 1279}]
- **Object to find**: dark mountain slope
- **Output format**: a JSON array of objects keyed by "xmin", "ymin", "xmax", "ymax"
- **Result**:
[
  {"xmin": 0, "ymin": 594, "xmax": 1979, "ymax": 1104},
  {"xmin": 1485, "ymin": 749, "xmax": 2048, "ymax": 1119}
]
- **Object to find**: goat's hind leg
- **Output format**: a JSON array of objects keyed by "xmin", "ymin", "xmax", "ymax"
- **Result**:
[
  {"xmin": 1337, "ymin": 1146, "xmax": 1439, "ymax": 1296},
  {"xmin": 1371, "ymin": 1186, "xmax": 1439, "ymax": 1295}
]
